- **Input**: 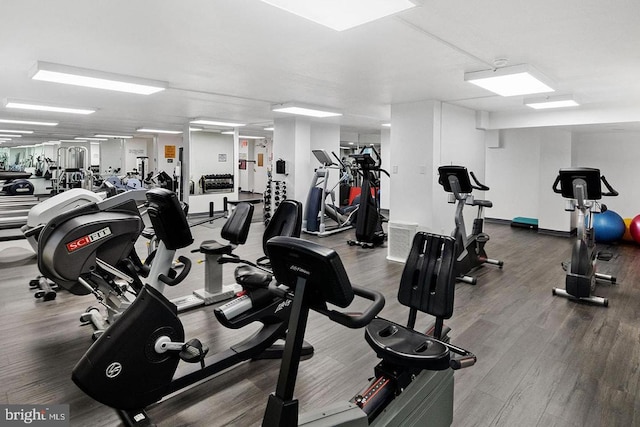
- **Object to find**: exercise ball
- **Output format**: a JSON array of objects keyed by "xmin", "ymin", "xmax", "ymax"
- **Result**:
[
  {"xmin": 623, "ymin": 218, "xmax": 634, "ymax": 242},
  {"xmin": 629, "ymin": 215, "xmax": 640, "ymax": 244},
  {"xmin": 592, "ymin": 209, "xmax": 625, "ymax": 243}
]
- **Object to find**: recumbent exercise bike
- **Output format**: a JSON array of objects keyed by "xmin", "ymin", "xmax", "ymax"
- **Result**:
[{"xmin": 262, "ymin": 232, "xmax": 475, "ymax": 426}]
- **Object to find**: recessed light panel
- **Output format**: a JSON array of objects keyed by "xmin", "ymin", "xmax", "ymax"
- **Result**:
[
  {"xmin": 465, "ymin": 64, "xmax": 555, "ymax": 97},
  {"xmin": 260, "ymin": 0, "xmax": 416, "ymax": 31}
]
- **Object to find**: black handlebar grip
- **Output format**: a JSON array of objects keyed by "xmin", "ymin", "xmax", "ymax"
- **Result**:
[
  {"xmin": 158, "ymin": 256, "xmax": 192, "ymax": 286},
  {"xmin": 552, "ymin": 174, "xmax": 562, "ymax": 193},
  {"xmin": 469, "ymin": 171, "xmax": 490, "ymax": 191},
  {"xmin": 450, "ymin": 355, "xmax": 477, "ymax": 370},
  {"xmin": 600, "ymin": 175, "xmax": 619, "ymax": 197}
]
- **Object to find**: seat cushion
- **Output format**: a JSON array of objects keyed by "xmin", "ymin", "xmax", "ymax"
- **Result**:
[
  {"xmin": 364, "ymin": 318, "xmax": 450, "ymax": 371},
  {"xmin": 199, "ymin": 239, "xmax": 233, "ymax": 255},
  {"xmin": 234, "ymin": 265, "xmax": 272, "ymax": 289}
]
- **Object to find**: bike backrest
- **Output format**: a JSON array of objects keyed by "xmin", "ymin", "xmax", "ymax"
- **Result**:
[
  {"xmin": 397, "ymin": 232, "xmax": 457, "ymax": 319},
  {"xmin": 262, "ymin": 200, "xmax": 302, "ymax": 257},
  {"xmin": 146, "ymin": 188, "xmax": 193, "ymax": 250},
  {"xmin": 221, "ymin": 202, "xmax": 254, "ymax": 245}
]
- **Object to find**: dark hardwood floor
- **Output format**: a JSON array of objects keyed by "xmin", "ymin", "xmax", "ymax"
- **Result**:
[{"xmin": 1, "ymin": 216, "xmax": 639, "ymax": 426}]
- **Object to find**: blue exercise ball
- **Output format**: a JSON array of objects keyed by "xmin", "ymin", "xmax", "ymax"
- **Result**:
[{"xmin": 593, "ymin": 209, "xmax": 625, "ymax": 243}]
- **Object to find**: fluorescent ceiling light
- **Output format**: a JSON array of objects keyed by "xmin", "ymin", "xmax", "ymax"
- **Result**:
[
  {"xmin": 0, "ymin": 134, "xmax": 20, "ymax": 138},
  {"xmin": 95, "ymin": 134, "xmax": 133, "ymax": 139},
  {"xmin": 272, "ymin": 102, "xmax": 342, "ymax": 118},
  {"xmin": 60, "ymin": 139, "xmax": 87, "ymax": 142},
  {"xmin": 259, "ymin": 0, "xmax": 416, "ymax": 31},
  {"xmin": 464, "ymin": 64, "xmax": 555, "ymax": 97},
  {"xmin": 5, "ymin": 99, "xmax": 95, "ymax": 115},
  {"xmin": 189, "ymin": 126, "xmax": 204, "ymax": 132},
  {"xmin": 264, "ymin": 127, "xmax": 274, "ymax": 131},
  {"xmin": 220, "ymin": 131, "xmax": 264, "ymax": 139},
  {"xmin": 31, "ymin": 61, "xmax": 167, "ymax": 95},
  {"xmin": 190, "ymin": 119, "xmax": 246, "ymax": 127},
  {"xmin": 524, "ymin": 94, "xmax": 579, "ymax": 109},
  {"xmin": 0, "ymin": 118, "xmax": 57, "ymax": 126},
  {"xmin": 76, "ymin": 137, "xmax": 108, "ymax": 141},
  {"xmin": 0, "ymin": 129, "xmax": 33, "ymax": 134},
  {"xmin": 381, "ymin": 123, "xmax": 391, "ymax": 127},
  {"xmin": 137, "ymin": 128, "xmax": 182, "ymax": 134},
  {"xmin": 0, "ymin": 138, "xmax": 11, "ymax": 141}
]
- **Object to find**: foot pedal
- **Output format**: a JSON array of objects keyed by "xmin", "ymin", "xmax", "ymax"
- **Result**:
[
  {"xmin": 597, "ymin": 251, "xmax": 613, "ymax": 261},
  {"xmin": 179, "ymin": 339, "xmax": 209, "ymax": 368}
]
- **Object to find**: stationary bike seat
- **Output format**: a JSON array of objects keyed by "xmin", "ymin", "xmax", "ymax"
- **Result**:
[
  {"xmin": 473, "ymin": 199, "xmax": 493, "ymax": 208},
  {"xmin": 197, "ymin": 239, "xmax": 234, "ymax": 255},
  {"xmin": 364, "ymin": 318, "xmax": 450, "ymax": 371},
  {"xmin": 234, "ymin": 265, "xmax": 272, "ymax": 289}
]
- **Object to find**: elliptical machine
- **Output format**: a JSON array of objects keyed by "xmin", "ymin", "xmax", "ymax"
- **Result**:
[
  {"xmin": 72, "ymin": 190, "xmax": 313, "ymax": 427},
  {"xmin": 438, "ymin": 165, "xmax": 504, "ymax": 285},
  {"xmin": 551, "ymin": 167, "xmax": 619, "ymax": 306},
  {"xmin": 347, "ymin": 145, "xmax": 389, "ymax": 248},
  {"xmin": 303, "ymin": 150, "xmax": 357, "ymax": 236},
  {"xmin": 262, "ymin": 233, "xmax": 475, "ymax": 426}
]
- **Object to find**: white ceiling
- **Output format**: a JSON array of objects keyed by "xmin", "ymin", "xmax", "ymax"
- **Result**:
[{"xmin": 1, "ymin": 0, "xmax": 640, "ymax": 145}]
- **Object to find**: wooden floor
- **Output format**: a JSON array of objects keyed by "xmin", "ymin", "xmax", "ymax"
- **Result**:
[{"xmin": 1, "ymin": 217, "xmax": 639, "ymax": 427}]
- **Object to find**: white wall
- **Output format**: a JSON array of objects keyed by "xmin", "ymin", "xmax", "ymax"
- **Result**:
[
  {"xmin": 485, "ymin": 127, "xmax": 574, "ymax": 232},
  {"xmin": 100, "ymin": 140, "xmax": 124, "ymax": 175},
  {"xmin": 573, "ymin": 131, "xmax": 640, "ymax": 219},
  {"xmin": 186, "ymin": 130, "xmax": 237, "ymax": 213},
  {"xmin": 486, "ymin": 129, "xmax": 542, "ymax": 222},
  {"xmin": 124, "ymin": 138, "xmax": 149, "ymax": 173},
  {"xmin": 538, "ymin": 130, "xmax": 572, "ymax": 231}
]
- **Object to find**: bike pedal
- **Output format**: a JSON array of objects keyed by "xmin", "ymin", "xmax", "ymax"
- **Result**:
[{"xmin": 179, "ymin": 339, "xmax": 209, "ymax": 366}]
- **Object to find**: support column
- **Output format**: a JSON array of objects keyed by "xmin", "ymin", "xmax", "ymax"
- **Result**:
[
  {"xmin": 388, "ymin": 100, "xmax": 441, "ymax": 261},
  {"xmin": 273, "ymin": 117, "xmax": 312, "ymax": 204}
]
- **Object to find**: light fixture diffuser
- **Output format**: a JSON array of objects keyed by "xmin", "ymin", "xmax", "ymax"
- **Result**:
[
  {"xmin": 136, "ymin": 128, "xmax": 182, "ymax": 134},
  {"xmin": 381, "ymin": 123, "xmax": 391, "ymax": 127},
  {"xmin": 0, "ymin": 129, "xmax": 33, "ymax": 134},
  {"xmin": 272, "ymin": 102, "xmax": 342, "ymax": 118},
  {"xmin": 5, "ymin": 99, "xmax": 95, "ymax": 115},
  {"xmin": 95, "ymin": 134, "xmax": 133, "ymax": 139},
  {"xmin": 264, "ymin": 127, "xmax": 274, "ymax": 131},
  {"xmin": 31, "ymin": 61, "xmax": 167, "ymax": 95},
  {"xmin": 464, "ymin": 64, "xmax": 555, "ymax": 97},
  {"xmin": 524, "ymin": 94, "xmax": 579, "ymax": 109},
  {"xmin": 190, "ymin": 119, "xmax": 246, "ymax": 127},
  {"xmin": 259, "ymin": 0, "xmax": 416, "ymax": 31},
  {"xmin": 0, "ymin": 118, "xmax": 57, "ymax": 126},
  {"xmin": 0, "ymin": 134, "xmax": 20, "ymax": 138},
  {"xmin": 76, "ymin": 137, "xmax": 108, "ymax": 141}
]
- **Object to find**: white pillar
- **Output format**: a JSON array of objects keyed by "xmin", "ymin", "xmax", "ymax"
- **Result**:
[
  {"xmin": 273, "ymin": 117, "xmax": 312, "ymax": 203},
  {"xmin": 389, "ymin": 100, "xmax": 441, "ymax": 228}
]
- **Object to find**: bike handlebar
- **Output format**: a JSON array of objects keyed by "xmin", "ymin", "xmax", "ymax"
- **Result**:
[
  {"xmin": 316, "ymin": 285, "xmax": 385, "ymax": 329},
  {"xmin": 469, "ymin": 171, "xmax": 489, "ymax": 191},
  {"xmin": 600, "ymin": 175, "xmax": 619, "ymax": 197},
  {"xmin": 158, "ymin": 256, "xmax": 191, "ymax": 286}
]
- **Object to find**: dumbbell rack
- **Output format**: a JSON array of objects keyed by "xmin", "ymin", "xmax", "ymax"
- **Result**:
[{"xmin": 263, "ymin": 179, "xmax": 287, "ymax": 225}]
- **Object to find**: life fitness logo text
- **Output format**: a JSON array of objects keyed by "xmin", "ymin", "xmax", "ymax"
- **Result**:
[{"xmin": 66, "ymin": 227, "xmax": 112, "ymax": 252}]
